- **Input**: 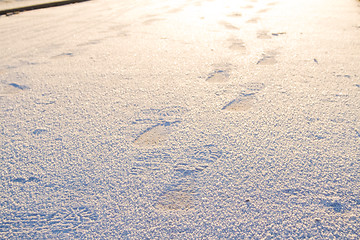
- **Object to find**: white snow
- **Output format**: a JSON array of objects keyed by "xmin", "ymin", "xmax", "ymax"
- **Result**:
[{"xmin": 1, "ymin": 0, "xmax": 359, "ymax": 238}]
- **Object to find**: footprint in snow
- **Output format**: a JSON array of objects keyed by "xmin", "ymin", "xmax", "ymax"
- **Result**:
[
  {"xmin": 219, "ymin": 21, "xmax": 239, "ymax": 30},
  {"xmin": 206, "ymin": 70, "xmax": 230, "ymax": 83},
  {"xmin": 256, "ymin": 51, "xmax": 278, "ymax": 65},
  {"xmin": 143, "ymin": 18, "xmax": 166, "ymax": 25},
  {"xmin": 155, "ymin": 188, "xmax": 195, "ymax": 211},
  {"xmin": 156, "ymin": 163, "xmax": 205, "ymax": 211},
  {"xmin": 222, "ymin": 83, "xmax": 265, "ymax": 112},
  {"xmin": 257, "ymin": 8, "xmax": 270, "ymax": 13},
  {"xmin": 222, "ymin": 93, "xmax": 256, "ymax": 112},
  {"xmin": 155, "ymin": 167, "xmax": 201, "ymax": 212},
  {"xmin": 0, "ymin": 83, "xmax": 29, "ymax": 96},
  {"xmin": 133, "ymin": 121, "xmax": 180, "ymax": 147},
  {"xmin": 155, "ymin": 145, "xmax": 223, "ymax": 212},
  {"xmin": 271, "ymin": 32, "xmax": 286, "ymax": 36},
  {"xmin": 246, "ymin": 17, "xmax": 259, "ymax": 23},
  {"xmin": 51, "ymin": 52, "xmax": 74, "ymax": 59},
  {"xmin": 228, "ymin": 38, "xmax": 246, "ymax": 53},
  {"xmin": 0, "ymin": 207, "xmax": 98, "ymax": 235}
]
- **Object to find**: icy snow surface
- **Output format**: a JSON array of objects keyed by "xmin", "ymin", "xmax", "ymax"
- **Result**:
[{"xmin": 1, "ymin": 0, "xmax": 360, "ymax": 238}]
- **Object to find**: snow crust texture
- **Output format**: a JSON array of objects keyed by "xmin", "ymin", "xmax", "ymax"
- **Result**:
[{"xmin": 1, "ymin": 0, "xmax": 360, "ymax": 238}]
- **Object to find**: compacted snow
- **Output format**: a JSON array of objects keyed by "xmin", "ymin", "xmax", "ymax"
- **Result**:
[{"xmin": 0, "ymin": 0, "xmax": 359, "ymax": 238}]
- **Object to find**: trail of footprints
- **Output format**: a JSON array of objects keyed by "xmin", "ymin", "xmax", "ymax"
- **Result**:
[
  {"xmin": 219, "ymin": 0, "xmax": 283, "ymax": 64},
  {"xmin": 133, "ymin": 0, "xmax": 279, "ymax": 212}
]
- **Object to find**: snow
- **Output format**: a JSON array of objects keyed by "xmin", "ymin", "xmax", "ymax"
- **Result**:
[{"xmin": 1, "ymin": 0, "xmax": 359, "ymax": 238}]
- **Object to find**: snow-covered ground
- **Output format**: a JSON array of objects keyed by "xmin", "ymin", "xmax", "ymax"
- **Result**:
[{"xmin": 1, "ymin": 0, "xmax": 359, "ymax": 238}]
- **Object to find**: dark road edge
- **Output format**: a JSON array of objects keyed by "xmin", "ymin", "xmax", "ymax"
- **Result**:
[{"xmin": 0, "ymin": 0, "xmax": 90, "ymax": 16}]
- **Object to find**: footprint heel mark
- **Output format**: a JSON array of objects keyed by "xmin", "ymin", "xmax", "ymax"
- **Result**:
[
  {"xmin": 222, "ymin": 93, "xmax": 256, "ymax": 112},
  {"xmin": 229, "ymin": 42, "xmax": 246, "ymax": 51},
  {"xmin": 246, "ymin": 17, "xmax": 259, "ymax": 23},
  {"xmin": 0, "ymin": 83, "xmax": 29, "ymax": 96},
  {"xmin": 271, "ymin": 32, "xmax": 286, "ymax": 36},
  {"xmin": 257, "ymin": 8, "xmax": 270, "ymax": 13},
  {"xmin": 133, "ymin": 121, "xmax": 180, "ymax": 146},
  {"xmin": 228, "ymin": 38, "xmax": 246, "ymax": 53},
  {"xmin": 218, "ymin": 21, "xmax": 239, "ymax": 30},
  {"xmin": 51, "ymin": 53, "xmax": 74, "ymax": 59},
  {"xmin": 155, "ymin": 189, "xmax": 195, "ymax": 211},
  {"xmin": 155, "ymin": 145, "xmax": 222, "ymax": 212},
  {"xmin": 9, "ymin": 83, "xmax": 30, "ymax": 90},
  {"xmin": 256, "ymin": 51, "xmax": 278, "ymax": 65},
  {"xmin": 155, "ymin": 165, "xmax": 201, "ymax": 212},
  {"xmin": 77, "ymin": 39, "xmax": 102, "ymax": 47},
  {"xmin": 206, "ymin": 70, "xmax": 230, "ymax": 83},
  {"xmin": 142, "ymin": 18, "xmax": 166, "ymax": 25}
]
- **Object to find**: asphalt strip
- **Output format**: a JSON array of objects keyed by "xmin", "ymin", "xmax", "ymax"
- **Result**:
[{"xmin": 0, "ymin": 0, "xmax": 90, "ymax": 16}]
